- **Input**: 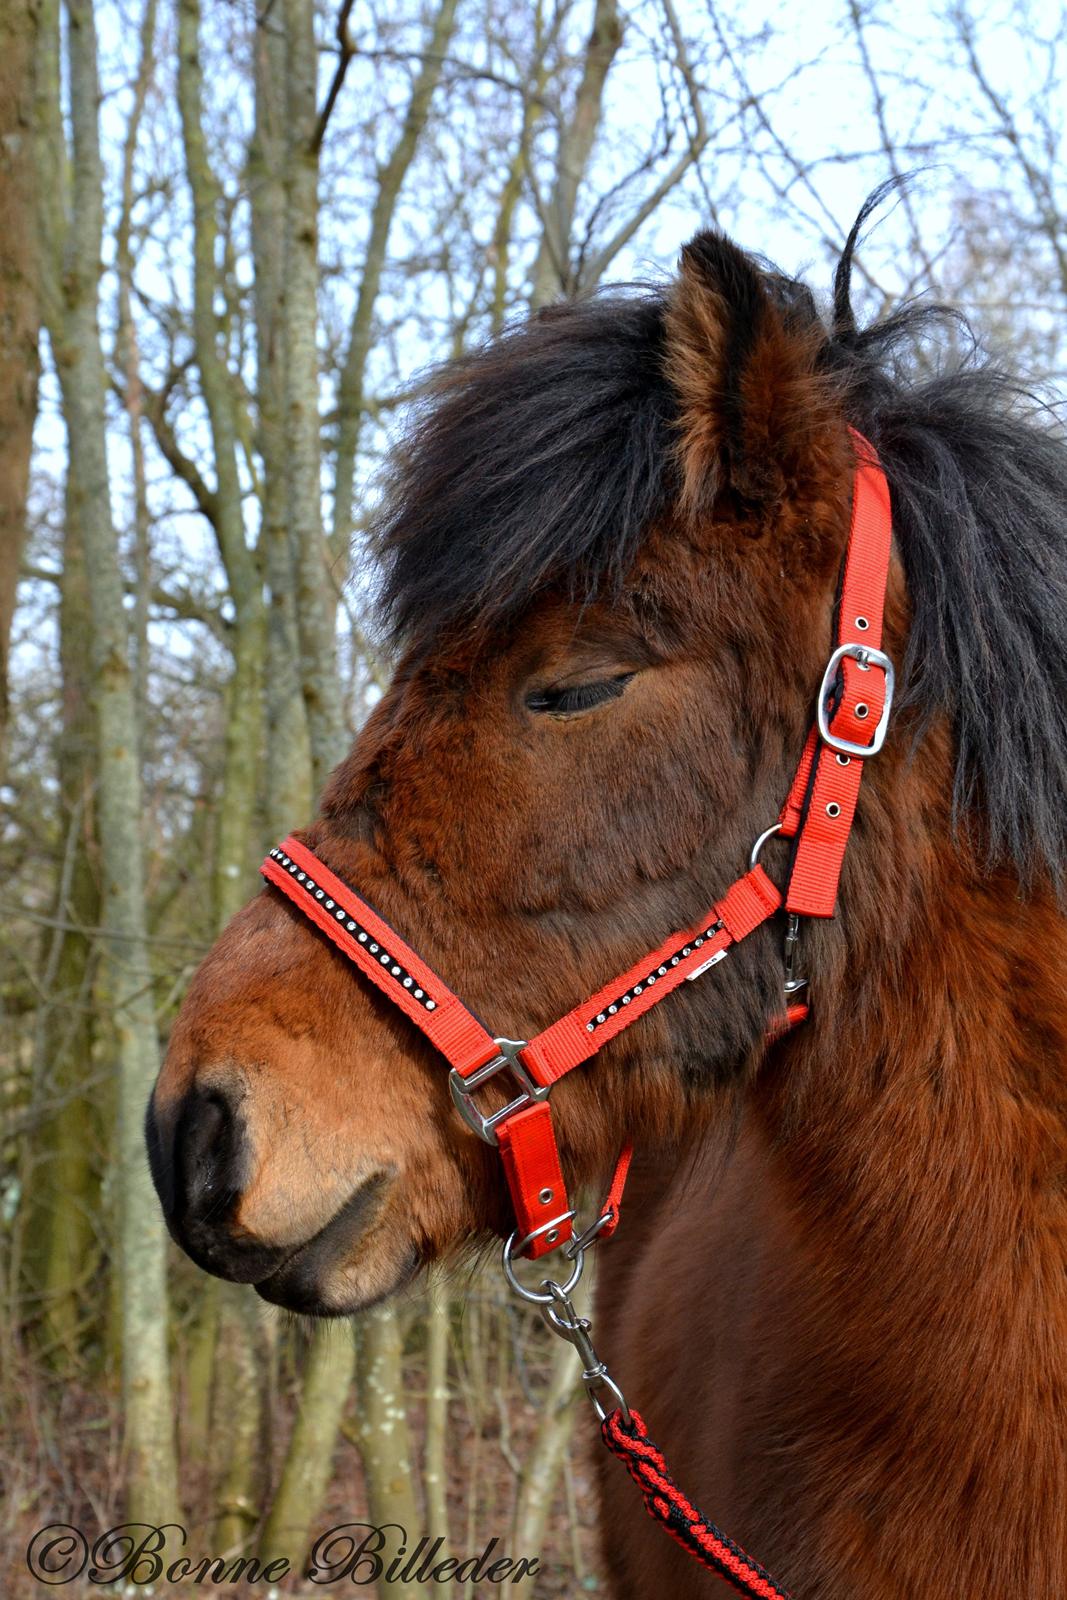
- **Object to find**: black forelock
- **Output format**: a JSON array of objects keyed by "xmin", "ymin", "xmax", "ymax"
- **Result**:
[
  {"xmin": 370, "ymin": 198, "xmax": 1067, "ymax": 887},
  {"xmin": 372, "ymin": 292, "xmax": 677, "ymax": 648}
]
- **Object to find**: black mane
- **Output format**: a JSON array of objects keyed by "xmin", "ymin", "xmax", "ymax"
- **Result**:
[{"xmin": 373, "ymin": 199, "xmax": 1067, "ymax": 887}]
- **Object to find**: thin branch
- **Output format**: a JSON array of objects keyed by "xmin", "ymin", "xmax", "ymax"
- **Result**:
[
  {"xmin": 3, "ymin": 901, "xmax": 211, "ymax": 954},
  {"xmin": 310, "ymin": 0, "xmax": 356, "ymax": 155},
  {"xmin": 22, "ymin": 562, "xmax": 228, "ymax": 636},
  {"xmin": 846, "ymin": 0, "xmax": 935, "ymax": 284},
  {"xmin": 578, "ymin": 0, "xmax": 710, "ymax": 288},
  {"xmin": 136, "ymin": 377, "xmax": 221, "ymax": 527}
]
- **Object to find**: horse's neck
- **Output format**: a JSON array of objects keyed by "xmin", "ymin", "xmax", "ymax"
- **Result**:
[
  {"xmin": 597, "ymin": 815, "xmax": 1067, "ymax": 1595},
  {"xmin": 756, "ymin": 859, "xmax": 1067, "ymax": 1593}
]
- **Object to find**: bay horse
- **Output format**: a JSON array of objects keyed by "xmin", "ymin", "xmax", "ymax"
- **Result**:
[{"xmin": 147, "ymin": 199, "xmax": 1067, "ymax": 1597}]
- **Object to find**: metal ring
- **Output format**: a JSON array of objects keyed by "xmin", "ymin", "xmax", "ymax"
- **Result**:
[
  {"xmin": 508, "ymin": 1209, "xmax": 576, "ymax": 1261},
  {"xmin": 502, "ymin": 1223, "xmax": 583, "ymax": 1304},
  {"xmin": 749, "ymin": 821, "xmax": 783, "ymax": 870}
]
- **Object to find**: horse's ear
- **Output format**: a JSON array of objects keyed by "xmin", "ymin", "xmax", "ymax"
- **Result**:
[{"xmin": 666, "ymin": 231, "xmax": 836, "ymax": 516}]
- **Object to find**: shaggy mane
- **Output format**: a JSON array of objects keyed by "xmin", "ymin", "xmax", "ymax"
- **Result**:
[{"xmin": 372, "ymin": 192, "xmax": 1067, "ymax": 885}]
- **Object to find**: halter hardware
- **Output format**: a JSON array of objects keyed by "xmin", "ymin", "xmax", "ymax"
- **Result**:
[
  {"xmin": 502, "ymin": 1224, "xmax": 584, "ymax": 1302},
  {"xmin": 447, "ymin": 1036, "xmax": 547, "ymax": 1144},
  {"xmin": 543, "ymin": 1277, "xmax": 631, "ymax": 1425},
  {"xmin": 259, "ymin": 430, "xmax": 896, "ymax": 1600},
  {"xmin": 503, "ymin": 1225, "xmax": 632, "ymax": 1424},
  {"xmin": 563, "ymin": 1201, "xmax": 619, "ymax": 1257},
  {"xmin": 782, "ymin": 911, "xmax": 806, "ymax": 997},
  {"xmin": 749, "ymin": 820, "xmax": 784, "ymax": 868},
  {"xmin": 816, "ymin": 641, "xmax": 895, "ymax": 757}
]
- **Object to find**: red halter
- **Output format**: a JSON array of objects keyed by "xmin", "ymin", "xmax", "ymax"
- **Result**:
[{"xmin": 260, "ymin": 431, "xmax": 894, "ymax": 1598}]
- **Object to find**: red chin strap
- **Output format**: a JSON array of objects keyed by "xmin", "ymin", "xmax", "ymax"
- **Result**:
[{"xmin": 259, "ymin": 430, "xmax": 894, "ymax": 1599}]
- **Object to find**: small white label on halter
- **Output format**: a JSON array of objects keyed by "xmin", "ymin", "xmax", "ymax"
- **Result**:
[{"xmin": 685, "ymin": 949, "xmax": 728, "ymax": 981}]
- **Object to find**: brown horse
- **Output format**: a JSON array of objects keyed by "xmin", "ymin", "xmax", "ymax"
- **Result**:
[{"xmin": 147, "ymin": 200, "xmax": 1067, "ymax": 1597}]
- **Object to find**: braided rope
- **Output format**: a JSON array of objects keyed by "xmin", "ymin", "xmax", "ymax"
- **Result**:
[{"xmin": 601, "ymin": 1409, "xmax": 793, "ymax": 1599}]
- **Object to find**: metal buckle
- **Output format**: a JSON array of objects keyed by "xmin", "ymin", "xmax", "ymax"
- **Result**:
[
  {"xmin": 816, "ymin": 642, "xmax": 895, "ymax": 758},
  {"xmin": 448, "ymin": 1037, "xmax": 548, "ymax": 1145}
]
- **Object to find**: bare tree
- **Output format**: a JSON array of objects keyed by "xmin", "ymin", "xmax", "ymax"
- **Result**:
[
  {"xmin": 283, "ymin": 0, "xmax": 344, "ymax": 793},
  {"xmin": 529, "ymin": 0, "xmax": 624, "ymax": 306},
  {"xmin": 0, "ymin": 1, "xmax": 40, "ymax": 782},
  {"xmin": 33, "ymin": 0, "xmax": 179, "ymax": 1525}
]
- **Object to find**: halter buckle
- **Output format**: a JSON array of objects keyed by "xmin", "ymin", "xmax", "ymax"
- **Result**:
[
  {"xmin": 816, "ymin": 642, "xmax": 895, "ymax": 758},
  {"xmin": 448, "ymin": 1037, "xmax": 549, "ymax": 1145}
]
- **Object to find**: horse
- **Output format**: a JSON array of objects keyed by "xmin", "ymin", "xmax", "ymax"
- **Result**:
[{"xmin": 146, "ymin": 196, "xmax": 1067, "ymax": 1597}]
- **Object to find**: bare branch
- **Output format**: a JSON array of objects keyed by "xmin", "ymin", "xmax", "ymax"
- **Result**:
[
  {"xmin": 310, "ymin": 0, "xmax": 356, "ymax": 155},
  {"xmin": 578, "ymin": 0, "xmax": 711, "ymax": 288}
]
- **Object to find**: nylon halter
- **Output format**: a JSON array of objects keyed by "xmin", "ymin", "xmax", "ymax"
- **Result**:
[
  {"xmin": 260, "ymin": 431, "xmax": 894, "ymax": 1600},
  {"xmin": 262, "ymin": 429, "xmax": 894, "ymax": 1265}
]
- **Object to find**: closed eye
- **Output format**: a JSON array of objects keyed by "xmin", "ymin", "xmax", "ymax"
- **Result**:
[{"xmin": 526, "ymin": 672, "xmax": 635, "ymax": 716}]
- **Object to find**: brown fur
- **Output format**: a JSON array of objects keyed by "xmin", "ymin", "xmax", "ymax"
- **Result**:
[{"xmin": 149, "ymin": 240, "xmax": 1067, "ymax": 1596}]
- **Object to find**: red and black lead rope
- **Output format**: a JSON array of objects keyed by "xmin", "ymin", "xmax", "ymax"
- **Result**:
[{"xmin": 601, "ymin": 1409, "xmax": 792, "ymax": 1600}]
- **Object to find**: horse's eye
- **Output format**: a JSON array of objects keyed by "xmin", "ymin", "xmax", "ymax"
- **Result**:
[{"xmin": 526, "ymin": 672, "xmax": 635, "ymax": 716}]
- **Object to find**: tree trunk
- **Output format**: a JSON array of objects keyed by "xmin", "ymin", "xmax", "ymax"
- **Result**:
[
  {"xmin": 213, "ymin": 1284, "xmax": 269, "ymax": 1553},
  {"xmin": 357, "ymin": 1303, "xmax": 427, "ymax": 1599},
  {"xmin": 529, "ymin": 0, "xmax": 623, "ymax": 308},
  {"xmin": 173, "ymin": 7, "xmax": 269, "ymax": 1504},
  {"xmin": 423, "ymin": 1270, "xmax": 451, "ymax": 1554},
  {"xmin": 31, "ymin": 488, "xmax": 102, "ymax": 1361},
  {"xmin": 261, "ymin": 1323, "xmax": 357, "ymax": 1568},
  {"xmin": 509, "ymin": 1333, "xmax": 580, "ymax": 1584},
  {"xmin": 182, "ymin": 1277, "xmax": 218, "ymax": 1467},
  {"xmin": 177, "ymin": 0, "xmax": 266, "ymax": 915},
  {"xmin": 282, "ymin": 0, "xmax": 343, "ymax": 794},
  {"xmin": 0, "ymin": 0, "xmax": 40, "ymax": 784},
  {"xmin": 35, "ymin": 0, "xmax": 179, "ymax": 1524},
  {"xmin": 251, "ymin": 5, "xmax": 312, "ymax": 836},
  {"xmin": 114, "ymin": 0, "xmax": 156, "ymax": 724}
]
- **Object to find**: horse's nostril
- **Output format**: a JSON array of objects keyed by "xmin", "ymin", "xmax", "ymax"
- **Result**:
[
  {"xmin": 147, "ymin": 1081, "xmax": 286, "ymax": 1284},
  {"xmin": 149, "ymin": 1081, "xmax": 245, "ymax": 1235},
  {"xmin": 173, "ymin": 1085, "xmax": 243, "ymax": 1225}
]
